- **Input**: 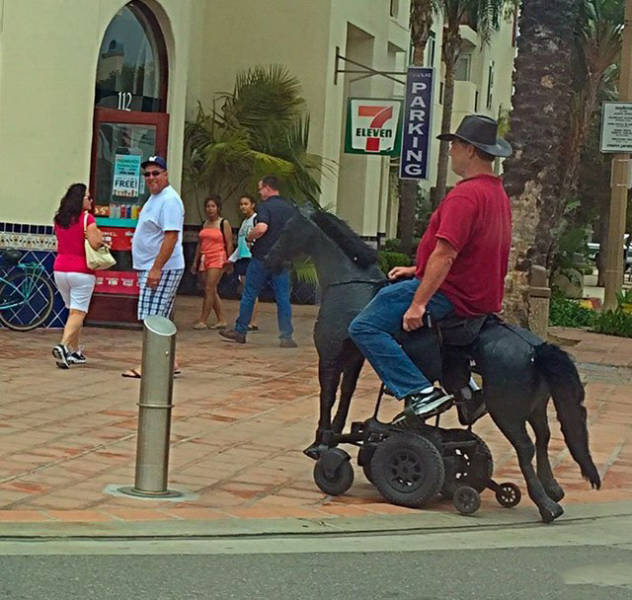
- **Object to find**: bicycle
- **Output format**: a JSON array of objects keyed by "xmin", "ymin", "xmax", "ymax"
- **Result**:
[{"xmin": 0, "ymin": 249, "xmax": 55, "ymax": 331}]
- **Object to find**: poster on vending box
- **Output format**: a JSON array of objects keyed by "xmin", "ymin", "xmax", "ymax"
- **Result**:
[
  {"xmin": 399, "ymin": 67, "xmax": 434, "ymax": 180},
  {"xmin": 112, "ymin": 154, "xmax": 141, "ymax": 198}
]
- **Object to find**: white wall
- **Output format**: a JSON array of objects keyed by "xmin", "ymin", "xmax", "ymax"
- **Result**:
[
  {"xmin": 189, "ymin": 0, "xmax": 410, "ymax": 235},
  {"xmin": 0, "ymin": 0, "xmax": 191, "ymax": 225}
]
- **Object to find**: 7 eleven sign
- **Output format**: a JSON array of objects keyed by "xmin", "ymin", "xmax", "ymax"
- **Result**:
[{"xmin": 345, "ymin": 98, "xmax": 403, "ymax": 156}]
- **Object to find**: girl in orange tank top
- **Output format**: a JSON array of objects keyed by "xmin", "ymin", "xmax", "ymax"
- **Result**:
[{"xmin": 191, "ymin": 195, "xmax": 233, "ymax": 329}]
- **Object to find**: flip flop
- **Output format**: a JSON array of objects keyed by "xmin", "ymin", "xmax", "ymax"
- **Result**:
[
  {"xmin": 121, "ymin": 368, "xmax": 142, "ymax": 379},
  {"xmin": 122, "ymin": 368, "xmax": 181, "ymax": 379}
]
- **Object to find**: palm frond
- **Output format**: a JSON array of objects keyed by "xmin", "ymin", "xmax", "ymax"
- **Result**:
[
  {"xmin": 292, "ymin": 256, "xmax": 319, "ymax": 285},
  {"xmin": 183, "ymin": 65, "xmax": 325, "ymax": 208}
]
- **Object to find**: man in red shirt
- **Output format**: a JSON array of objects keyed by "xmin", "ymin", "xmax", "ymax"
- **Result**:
[{"xmin": 349, "ymin": 114, "xmax": 512, "ymax": 420}]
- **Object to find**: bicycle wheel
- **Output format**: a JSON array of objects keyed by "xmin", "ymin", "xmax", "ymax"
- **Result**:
[{"xmin": 0, "ymin": 270, "xmax": 55, "ymax": 331}]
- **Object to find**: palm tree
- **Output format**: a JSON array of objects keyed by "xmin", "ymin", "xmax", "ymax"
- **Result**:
[
  {"xmin": 183, "ymin": 65, "xmax": 324, "ymax": 217},
  {"xmin": 398, "ymin": 0, "xmax": 440, "ymax": 255},
  {"xmin": 501, "ymin": 0, "xmax": 581, "ymax": 326},
  {"xmin": 560, "ymin": 0, "xmax": 623, "ymax": 204},
  {"xmin": 434, "ymin": 0, "xmax": 506, "ymax": 203}
]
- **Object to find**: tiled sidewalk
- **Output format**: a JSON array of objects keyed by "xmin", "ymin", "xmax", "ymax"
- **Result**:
[{"xmin": 0, "ymin": 298, "xmax": 630, "ymax": 526}]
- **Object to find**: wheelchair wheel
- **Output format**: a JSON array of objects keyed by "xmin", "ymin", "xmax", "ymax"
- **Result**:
[
  {"xmin": 453, "ymin": 485, "xmax": 481, "ymax": 515},
  {"xmin": 441, "ymin": 429, "xmax": 493, "ymax": 499},
  {"xmin": 371, "ymin": 432, "xmax": 445, "ymax": 508},
  {"xmin": 495, "ymin": 482, "xmax": 521, "ymax": 508},
  {"xmin": 313, "ymin": 449, "xmax": 354, "ymax": 496}
]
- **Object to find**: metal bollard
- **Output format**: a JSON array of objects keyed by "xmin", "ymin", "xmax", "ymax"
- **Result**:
[{"xmin": 121, "ymin": 316, "xmax": 182, "ymax": 498}]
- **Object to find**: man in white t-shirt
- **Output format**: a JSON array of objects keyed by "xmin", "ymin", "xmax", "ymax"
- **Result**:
[{"xmin": 122, "ymin": 155, "xmax": 185, "ymax": 379}]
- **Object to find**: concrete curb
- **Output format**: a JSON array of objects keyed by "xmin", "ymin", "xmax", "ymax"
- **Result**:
[{"xmin": 1, "ymin": 500, "xmax": 630, "ymax": 540}]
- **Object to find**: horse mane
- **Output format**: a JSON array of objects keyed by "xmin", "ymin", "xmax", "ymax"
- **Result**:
[{"xmin": 311, "ymin": 210, "xmax": 378, "ymax": 268}]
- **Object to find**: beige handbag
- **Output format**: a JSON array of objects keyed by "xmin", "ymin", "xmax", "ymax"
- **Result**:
[{"xmin": 84, "ymin": 212, "xmax": 116, "ymax": 270}]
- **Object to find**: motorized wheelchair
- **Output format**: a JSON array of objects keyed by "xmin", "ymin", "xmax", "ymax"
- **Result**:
[{"xmin": 310, "ymin": 315, "xmax": 522, "ymax": 516}]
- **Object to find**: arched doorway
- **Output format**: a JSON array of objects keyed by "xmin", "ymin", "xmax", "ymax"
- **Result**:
[{"xmin": 88, "ymin": 1, "xmax": 170, "ymax": 325}]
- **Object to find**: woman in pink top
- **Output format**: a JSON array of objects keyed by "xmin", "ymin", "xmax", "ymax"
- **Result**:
[
  {"xmin": 52, "ymin": 183, "xmax": 105, "ymax": 369},
  {"xmin": 191, "ymin": 195, "xmax": 233, "ymax": 329}
]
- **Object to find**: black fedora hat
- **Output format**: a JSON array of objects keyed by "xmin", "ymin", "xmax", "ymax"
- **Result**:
[{"xmin": 437, "ymin": 114, "xmax": 512, "ymax": 158}]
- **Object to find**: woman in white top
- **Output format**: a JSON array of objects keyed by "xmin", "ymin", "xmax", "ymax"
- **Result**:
[{"xmin": 227, "ymin": 195, "xmax": 259, "ymax": 330}]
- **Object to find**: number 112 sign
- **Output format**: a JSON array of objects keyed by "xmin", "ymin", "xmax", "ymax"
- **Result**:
[{"xmin": 344, "ymin": 98, "xmax": 403, "ymax": 156}]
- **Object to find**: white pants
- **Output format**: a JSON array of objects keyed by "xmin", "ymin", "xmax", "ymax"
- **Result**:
[{"xmin": 54, "ymin": 271, "xmax": 96, "ymax": 313}]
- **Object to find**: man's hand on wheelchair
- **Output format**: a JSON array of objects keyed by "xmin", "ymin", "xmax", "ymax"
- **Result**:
[
  {"xmin": 403, "ymin": 302, "xmax": 426, "ymax": 332},
  {"xmin": 388, "ymin": 265, "xmax": 416, "ymax": 280}
]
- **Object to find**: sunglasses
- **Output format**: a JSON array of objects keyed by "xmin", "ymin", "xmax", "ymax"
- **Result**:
[{"xmin": 143, "ymin": 170, "xmax": 164, "ymax": 178}]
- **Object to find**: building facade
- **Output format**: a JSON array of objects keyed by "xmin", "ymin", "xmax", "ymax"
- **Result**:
[{"xmin": 0, "ymin": 0, "xmax": 516, "ymax": 327}]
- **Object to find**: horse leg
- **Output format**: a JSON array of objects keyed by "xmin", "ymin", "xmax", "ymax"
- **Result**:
[
  {"xmin": 331, "ymin": 349, "xmax": 364, "ymax": 434},
  {"xmin": 528, "ymin": 400, "xmax": 565, "ymax": 502},
  {"xmin": 489, "ymin": 411, "xmax": 564, "ymax": 523},
  {"xmin": 303, "ymin": 359, "xmax": 341, "ymax": 459}
]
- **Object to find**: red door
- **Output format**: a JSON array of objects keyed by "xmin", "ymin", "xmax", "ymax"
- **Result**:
[{"xmin": 86, "ymin": 108, "xmax": 169, "ymax": 326}]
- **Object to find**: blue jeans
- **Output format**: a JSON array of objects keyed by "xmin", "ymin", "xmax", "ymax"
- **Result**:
[
  {"xmin": 235, "ymin": 257, "xmax": 293, "ymax": 339},
  {"xmin": 348, "ymin": 278, "xmax": 454, "ymax": 399}
]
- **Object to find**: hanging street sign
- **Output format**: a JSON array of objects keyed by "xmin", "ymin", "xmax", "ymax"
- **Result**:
[
  {"xmin": 344, "ymin": 98, "xmax": 403, "ymax": 155},
  {"xmin": 600, "ymin": 102, "xmax": 632, "ymax": 153},
  {"xmin": 399, "ymin": 67, "xmax": 434, "ymax": 180}
]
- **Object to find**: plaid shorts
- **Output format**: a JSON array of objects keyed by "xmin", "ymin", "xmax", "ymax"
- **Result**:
[{"xmin": 137, "ymin": 269, "xmax": 184, "ymax": 321}]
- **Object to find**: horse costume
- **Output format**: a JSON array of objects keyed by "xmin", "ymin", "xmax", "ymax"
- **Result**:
[{"xmin": 264, "ymin": 208, "xmax": 600, "ymax": 522}]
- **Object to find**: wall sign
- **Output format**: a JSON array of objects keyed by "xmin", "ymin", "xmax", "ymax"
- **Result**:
[
  {"xmin": 600, "ymin": 102, "xmax": 632, "ymax": 153},
  {"xmin": 344, "ymin": 98, "xmax": 403, "ymax": 155},
  {"xmin": 399, "ymin": 67, "xmax": 434, "ymax": 180}
]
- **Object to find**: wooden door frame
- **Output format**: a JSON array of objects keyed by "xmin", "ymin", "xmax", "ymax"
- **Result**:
[{"xmin": 89, "ymin": 108, "xmax": 170, "ymax": 199}]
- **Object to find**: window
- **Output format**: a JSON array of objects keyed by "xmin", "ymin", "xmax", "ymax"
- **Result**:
[
  {"xmin": 426, "ymin": 32, "xmax": 436, "ymax": 67},
  {"xmin": 95, "ymin": 1, "xmax": 168, "ymax": 112},
  {"xmin": 390, "ymin": 0, "xmax": 399, "ymax": 18},
  {"xmin": 474, "ymin": 90, "xmax": 479, "ymax": 112},
  {"xmin": 454, "ymin": 54, "xmax": 471, "ymax": 82},
  {"xmin": 486, "ymin": 61, "xmax": 495, "ymax": 109}
]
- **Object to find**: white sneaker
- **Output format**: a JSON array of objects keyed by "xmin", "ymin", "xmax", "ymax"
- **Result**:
[
  {"xmin": 52, "ymin": 344, "xmax": 70, "ymax": 369},
  {"xmin": 392, "ymin": 388, "xmax": 453, "ymax": 424},
  {"xmin": 67, "ymin": 350, "xmax": 87, "ymax": 365}
]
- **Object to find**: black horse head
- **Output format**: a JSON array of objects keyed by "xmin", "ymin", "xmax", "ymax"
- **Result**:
[
  {"xmin": 264, "ymin": 208, "xmax": 383, "ymax": 288},
  {"xmin": 264, "ymin": 208, "xmax": 317, "ymax": 274}
]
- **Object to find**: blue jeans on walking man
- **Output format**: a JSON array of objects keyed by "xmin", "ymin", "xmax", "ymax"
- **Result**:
[
  {"xmin": 348, "ymin": 278, "xmax": 454, "ymax": 399},
  {"xmin": 235, "ymin": 257, "xmax": 293, "ymax": 339}
]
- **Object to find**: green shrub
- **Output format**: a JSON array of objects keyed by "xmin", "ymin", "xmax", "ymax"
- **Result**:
[
  {"xmin": 549, "ymin": 292, "xmax": 596, "ymax": 328},
  {"xmin": 592, "ymin": 288, "xmax": 632, "ymax": 337},
  {"xmin": 593, "ymin": 309, "xmax": 632, "ymax": 337},
  {"xmin": 382, "ymin": 238, "xmax": 402, "ymax": 252},
  {"xmin": 377, "ymin": 250, "xmax": 411, "ymax": 274}
]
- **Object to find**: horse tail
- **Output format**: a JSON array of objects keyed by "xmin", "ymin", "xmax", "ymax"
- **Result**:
[{"xmin": 533, "ymin": 343, "xmax": 601, "ymax": 489}]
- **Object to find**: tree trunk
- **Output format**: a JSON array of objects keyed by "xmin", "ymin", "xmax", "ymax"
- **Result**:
[
  {"xmin": 397, "ymin": 0, "xmax": 432, "ymax": 254},
  {"xmin": 435, "ymin": 27, "xmax": 460, "ymax": 205},
  {"xmin": 398, "ymin": 179, "xmax": 418, "ymax": 255},
  {"xmin": 502, "ymin": 0, "xmax": 579, "ymax": 327},
  {"xmin": 560, "ymin": 76, "xmax": 600, "ymax": 203}
]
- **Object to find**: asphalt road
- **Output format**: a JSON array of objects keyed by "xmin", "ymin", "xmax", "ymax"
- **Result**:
[{"xmin": 1, "ymin": 515, "xmax": 631, "ymax": 600}]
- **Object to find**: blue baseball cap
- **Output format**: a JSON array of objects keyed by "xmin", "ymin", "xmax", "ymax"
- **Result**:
[{"xmin": 141, "ymin": 155, "xmax": 167, "ymax": 170}]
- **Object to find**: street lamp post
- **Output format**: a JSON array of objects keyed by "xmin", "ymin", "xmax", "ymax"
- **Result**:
[{"xmin": 604, "ymin": 0, "xmax": 632, "ymax": 310}]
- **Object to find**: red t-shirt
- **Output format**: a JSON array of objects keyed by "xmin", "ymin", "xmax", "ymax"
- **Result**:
[
  {"xmin": 415, "ymin": 174, "xmax": 512, "ymax": 317},
  {"xmin": 54, "ymin": 211, "xmax": 96, "ymax": 274}
]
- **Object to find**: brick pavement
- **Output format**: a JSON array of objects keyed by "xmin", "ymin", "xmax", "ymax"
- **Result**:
[{"xmin": 0, "ymin": 297, "xmax": 630, "ymax": 526}]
